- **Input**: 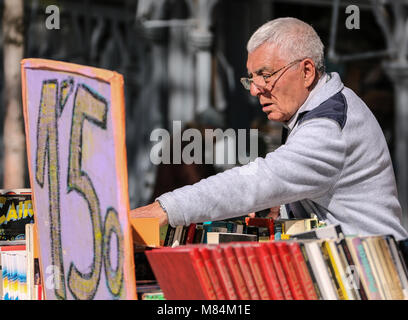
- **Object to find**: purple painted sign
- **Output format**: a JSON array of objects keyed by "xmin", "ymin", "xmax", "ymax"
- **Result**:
[{"xmin": 21, "ymin": 59, "xmax": 136, "ymax": 300}]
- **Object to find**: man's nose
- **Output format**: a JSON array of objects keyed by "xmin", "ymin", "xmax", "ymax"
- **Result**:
[{"xmin": 249, "ymin": 82, "xmax": 263, "ymax": 97}]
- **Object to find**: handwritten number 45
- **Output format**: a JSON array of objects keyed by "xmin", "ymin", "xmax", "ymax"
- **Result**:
[{"xmin": 35, "ymin": 80, "xmax": 124, "ymax": 299}]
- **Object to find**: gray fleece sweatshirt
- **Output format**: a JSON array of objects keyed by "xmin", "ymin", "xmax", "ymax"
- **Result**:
[{"xmin": 157, "ymin": 72, "xmax": 408, "ymax": 240}]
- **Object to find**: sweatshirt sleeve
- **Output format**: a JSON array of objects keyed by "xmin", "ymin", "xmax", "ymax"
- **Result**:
[{"xmin": 157, "ymin": 118, "xmax": 346, "ymax": 227}]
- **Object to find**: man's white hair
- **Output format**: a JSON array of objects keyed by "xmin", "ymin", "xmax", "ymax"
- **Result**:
[{"xmin": 247, "ymin": 17, "xmax": 325, "ymax": 74}]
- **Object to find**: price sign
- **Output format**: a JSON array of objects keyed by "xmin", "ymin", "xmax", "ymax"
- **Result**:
[{"xmin": 21, "ymin": 59, "xmax": 136, "ymax": 299}]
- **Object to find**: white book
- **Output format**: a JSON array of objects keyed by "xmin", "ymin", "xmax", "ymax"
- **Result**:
[{"xmin": 303, "ymin": 240, "xmax": 339, "ymax": 300}]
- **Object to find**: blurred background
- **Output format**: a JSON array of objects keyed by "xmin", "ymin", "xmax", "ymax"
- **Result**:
[{"xmin": 0, "ymin": 0, "xmax": 407, "ymax": 230}]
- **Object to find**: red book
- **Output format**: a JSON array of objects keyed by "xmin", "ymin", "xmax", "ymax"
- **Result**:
[
  {"xmin": 199, "ymin": 247, "xmax": 227, "ymax": 299},
  {"xmin": 210, "ymin": 246, "xmax": 238, "ymax": 300},
  {"xmin": 242, "ymin": 244, "xmax": 270, "ymax": 299},
  {"xmin": 287, "ymin": 242, "xmax": 318, "ymax": 300},
  {"xmin": 274, "ymin": 242, "xmax": 305, "ymax": 300},
  {"xmin": 265, "ymin": 242, "xmax": 293, "ymax": 300},
  {"xmin": 0, "ymin": 245, "xmax": 26, "ymax": 251},
  {"xmin": 190, "ymin": 248, "xmax": 217, "ymax": 300},
  {"xmin": 146, "ymin": 246, "xmax": 216, "ymax": 299},
  {"xmin": 222, "ymin": 245, "xmax": 251, "ymax": 300},
  {"xmin": 233, "ymin": 244, "xmax": 260, "ymax": 300},
  {"xmin": 254, "ymin": 243, "xmax": 285, "ymax": 300},
  {"xmin": 185, "ymin": 223, "xmax": 197, "ymax": 244},
  {"xmin": 245, "ymin": 217, "xmax": 275, "ymax": 240}
]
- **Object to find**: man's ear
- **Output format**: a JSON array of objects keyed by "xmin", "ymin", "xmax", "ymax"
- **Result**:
[{"xmin": 302, "ymin": 58, "xmax": 317, "ymax": 89}]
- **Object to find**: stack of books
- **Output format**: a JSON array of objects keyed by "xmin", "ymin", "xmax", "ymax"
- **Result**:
[
  {"xmin": 0, "ymin": 224, "xmax": 43, "ymax": 300},
  {"xmin": 160, "ymin": 216, "xmax": 321, "ymax": 246},
  {"xmin": 146, "ymin": 224, "xmax": 408, "ymax": 300}
]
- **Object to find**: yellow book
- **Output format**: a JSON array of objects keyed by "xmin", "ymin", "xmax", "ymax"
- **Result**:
[{"xmin": 323, "ymin": 240, "xmax": 349, "ymax": 300}]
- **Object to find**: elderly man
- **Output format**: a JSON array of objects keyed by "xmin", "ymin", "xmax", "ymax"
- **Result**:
[{"xmin": 131, "ymin": 17, "xmax": 408, "ymax": 240}]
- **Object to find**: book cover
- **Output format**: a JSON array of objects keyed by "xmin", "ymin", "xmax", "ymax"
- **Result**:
[
  {"xmin": 199, "ymin": 247, "xmax": 227, "ymax": 299},
  {"xmin": 321, "ymin": 241, "xmax": 347, "ymax": 300},
  {"xmin": 254, "ymin": 243, "xmax": 285, "ymax": 300},
  {"xmin": 233, "ymin": 244, "xmax": 260, "ymax": 300},
  {"xmin": 298, "ymin": 242, "xmax": 323, "ymax": 299},
  {"xmin": 190, "ymin": 248, "xmax": 217, "ymax": 300},
  {"xmin": 291, "ymin": 224, "xmax": 344, "ymax": 240},
  {"xmin": 338, "ymin": 238, "xmax": 367, "ymax": 300},
  {"xmin": 264, "ymin": 241, "xmax": 293, "ymax": 300},
  {"xmin": 287, "ymin": 241, "xmax": 318, "ymax": 300},
  {"xmin": 274, "ymin": 242, "xmax": 305, "ymax": 300},
  {"xmin": 185, "ymin": 224, "xmax": 197, "ymax": 244},
  {"xmin": 303, "ymin": 240, "xmax": 338, "ymax": 300},
  {"xmin": 222, "ymin": 245, "xmax": 251, "ymax": 300},
  {"xmin": 210, "ymin": 246, "xmax": 238, "ymax": 300},
  {"xmin": 347, "ymin": 237, "xmax": 382, "ymax": 300},
  {"xmin": 146, "ymin": 246, "xmax": 214, "ymax": 300},
  {"xmin": 207, "ymin": 232, "xmax": 257, "ymax": 244},
  {"xmin": 363, "ymin": 237, "xmax": 388, "ymax": 299},
  {"xmin": 242, "ymin": 244, "xmax": 270, "ymax": 299},
  {"xmin": 377, "ymin": 237, "xmax": 404, "ymax": 300},
  {"xmin": 384, "ymin": 235, "xmax": 408, "ymax": 299},
  {"xmin": 0, "ymin": 189, "xmax": 34, "ymax": 241}
]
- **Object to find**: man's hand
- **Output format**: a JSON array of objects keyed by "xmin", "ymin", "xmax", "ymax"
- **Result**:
[
  {"xmin": 248, "ymin": 206, "xmax": 280, "ymax": 219},
  {"xmin": 129, "ymin": 201, "xmax": 169, "ymax": 226}
]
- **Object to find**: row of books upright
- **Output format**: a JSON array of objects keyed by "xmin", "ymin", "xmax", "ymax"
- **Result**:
[
  {"xmin": 0, "ymin": 224, "xmax": 43, "ymax": 300},
  {"xmin": 147, "ymin": 224, "xmax": 408, "ymax": 300},
  {"xmin": 160, "ymin": 216, "xmax": 322, "ymax": 246}
]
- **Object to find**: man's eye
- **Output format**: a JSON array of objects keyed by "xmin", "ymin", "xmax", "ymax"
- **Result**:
[{"xmin": 262, "ymin": 74, "xmax": 272, "ymax": 80}]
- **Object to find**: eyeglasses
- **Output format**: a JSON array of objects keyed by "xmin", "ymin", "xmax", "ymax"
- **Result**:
[{"xmin": 240, "ymin": 58, "xmax": 304, "ymax": 91}]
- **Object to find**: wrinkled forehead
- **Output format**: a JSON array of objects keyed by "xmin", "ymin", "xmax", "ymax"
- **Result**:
[{"xmin": 246, "ymin": 43, "xmax": 287, "ymax": 74}]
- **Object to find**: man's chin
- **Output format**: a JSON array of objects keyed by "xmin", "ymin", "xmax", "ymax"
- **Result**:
[{"xmin": 266, "ymin": 112, "xmax": 283, "ymax": 122}]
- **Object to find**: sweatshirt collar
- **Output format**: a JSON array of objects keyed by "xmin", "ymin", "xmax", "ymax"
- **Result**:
[{"xmin": 284, "ymin": 72, "xmax": 344, "ymax": 131}]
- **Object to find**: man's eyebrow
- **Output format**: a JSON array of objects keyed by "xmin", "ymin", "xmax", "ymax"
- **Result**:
[{"xmin": 248, "ymin": 66, "xmax": 272, "ymax": 77}]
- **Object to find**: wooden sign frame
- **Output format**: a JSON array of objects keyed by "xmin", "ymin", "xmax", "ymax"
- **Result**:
[{"xmin": 21, "ymin": 58, "xmax": 136, "ymax": 300}]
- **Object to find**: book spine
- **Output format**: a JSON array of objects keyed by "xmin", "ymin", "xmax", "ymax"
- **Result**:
[
  {"xmin": 244, "ymin": 246, "xmax": 270, "ymax": 300},
  {"xmin": 185, "ymin": 223, "xmax": 197, "ymax": 244},
  {"xmin": 351, "ymin": 238, "xmax": 381, "ymax": 300},
  {"xmin": 378, "ymin": 237, "xmax": 405, "ymax": 300},
  {"xmin": 339, "ymin": 239, "xmax": 367, "ymax": 300},
  {"xmin": 287, "ymin": 242, "xmax": 318, "ymax": 300},
  {"xmin": 223, "ymin": 246, "xmax": 251, "ymax": 300},
  {"xmin": 275, "ymin": 242, "xmax": 305, "ymax": 300},
  {"xmin": 266, "ymin": 242, "xmax": 293, "ymax": 300},
  {"xmin": 199, "ymin": 247, "xmax": 226, "ymax": 299},
  {"xmin": 233, "ymin": 245, "xmax": 260, "ymax": 300},
  {"xmin": 321, "ymin": 241, "xmax": 348, "ymax": 300},
  {"xmin": 257, "ymin": 244, "xmax": 285, "ymax": 300},
  {"xmin": 164, "ymin": 226, "xmax": 175, "ymax": 246},
  {"xmin": 190, "ymin": 248, "xmax": 217, "ymax": 300},
  {"xmin": 299, "ymin": 242, "xmax": 322, "ymax": 299},
  {"xmin": 211, "ymin": 247, "xmax": 238, "ymax": 300}
]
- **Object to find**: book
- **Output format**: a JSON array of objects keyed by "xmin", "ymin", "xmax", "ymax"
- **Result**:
[
  {"xmin": 346, "ymin": 237, "xmax": 382, "ymax": 300},
  {"xmin": 210, "ymin": 246, "xmax": 238, "ymax": 300},
  {"xmin": 222, "ymin": 245, "xmax": 251, "ymax": 300},
  {"xmin": 303, "ymin": 240, "xmax": 338, "ymax": 300},
  {"xmin": 274, "ymin": 242, "xmax": 305, "ymax": 300},
  {"xmin": 377, "ymin": 237, "xmax": 404, "ymax": 300},
  {"xmin": 0, "ymin": 189, "xmax": 34, "ymax": 241},
  {"xmin": 337, "ymin": 238, "xmax": 367, "ymax": 300},
  {"xmin": 233, "ymin": 244, "xmax": 260, "ymax": 299},
  {"xmin": 146, "ymin": 246, "xmax": 216, "ymax": 299},
  {"xmin": 242, "ymin": 244, "xmax": 270, "ymax": 299},
  {"xmin": 199, "ymin": 247, "xmax": 227, "ymax": 299},
  {"xmin": 384, "ymin": 235, "xmax": 408, "ymax": 299},
  {"xmin": 245, "ymin": 217, "xmax": 274, "ymax": 241},
  {"xmin": 264, "ymin": 241, "xmax": 293, "ymax": 299},
  {"xmin": 298, "ymin": 242, "xmax": 323, "ymax": 299},
  {"xmin": 207, "ymin": 232, "xmax": 257, "ymax": 244},
  {"xmin": 287, "ymin": 241, "xmax": 318, "ymax": 300},
  {"xmin": 185, "ymin": 224, "xmax": 197, "ymax": 244},
  {"xmin": 320, "ymin": 240, "xmax": 347, "ymax": 300},
  {"xmin": 254, "ymin": 243, "xmax": 285, "ymax": 300},
  {"xmin": 290, "ymin": 224, "xmax": 344, "ymax": 240}
]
